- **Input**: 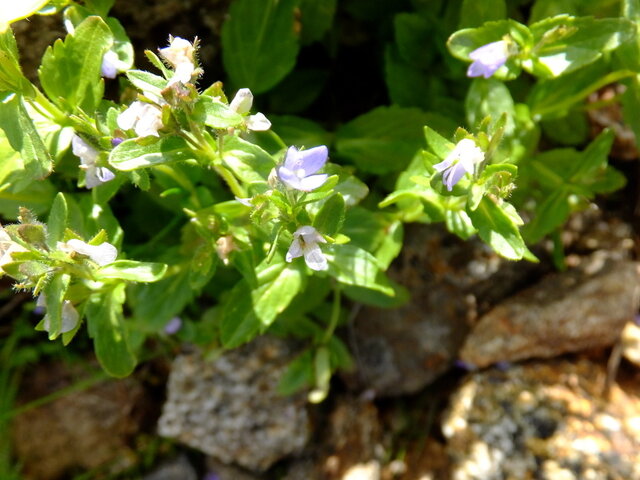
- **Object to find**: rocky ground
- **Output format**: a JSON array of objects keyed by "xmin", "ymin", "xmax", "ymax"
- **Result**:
[{"xmin": 7, "ymin": 2, "xmax": 640, "ymax": 479}]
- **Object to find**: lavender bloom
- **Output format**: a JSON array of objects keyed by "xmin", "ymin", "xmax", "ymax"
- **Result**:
[
  {"xmin": 433, "ymin": 138, "xmax": 484, "ymax": 191},
  {"xmin": 277, "ymin": 146, "xmax": 329, "ymax": 192},
  {"xmin": 71, "ymin": 135, "xmax": 115, "ymax": 189},
  {"xmin": 467, "ymin": 40, "xmax": 509, "ymax": 79},
  {"xmin": 164, "ymin": 316, "xmax": 183, "ymax": 334},
  {"xmin": 100, "ymin": 50, "xmax": 119, "ymax": 78},
  {"xmin": 286, "ymin": 226, "xmax": 328, "ymax": 271}
]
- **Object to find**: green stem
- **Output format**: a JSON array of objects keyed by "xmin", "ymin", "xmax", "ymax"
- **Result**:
[
  {"xmin": 322, "ymin": 285, "xmax": 342, "ymax": 344},
  {"xmin": 267, "ymin": 130, "xmax": 288, "ymax": 149},
  {"xmin": 28, "ymin": 88, "xmax": 67, "ymax": 125}
]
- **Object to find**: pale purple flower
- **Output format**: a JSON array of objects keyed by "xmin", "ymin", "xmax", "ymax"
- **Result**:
[
  {"xmin": 0, "ymin": 227, "xmax": 26, "ymax": 272},
  {"xmin": 100, "ymin": 50, "xmax": 119, "ymax": 78},
  {"xmin": 117, "ymin": 101, "xmax": 164, "ymax": 137},
  {"xmin": 229, "ymin": 88, "xmax": 271, "ymax": 131},
  {"xmin": 277, "ymin": 146, "xmax": 329, "ymax": 192},
  {"xmin": 467, "ymin": 40, "xmax": 509, "ymax": 79},
  {"xmin": 58, "ymin": 239, "xmax": 118, "ymax": 266},
  {"xmin": 286, "ymin": 226, "xmax": 328, "ymax": 271},
  {"xmin": 71, "ymin": 135, "xmax": 115, "ymax": 188},
  {"xmin": 164, "ymin": 316, "xmax": 183, "ymax": 334},
  {"xmin": 433, "ymin": 138, "xmax": 484, "ymax": 191}
]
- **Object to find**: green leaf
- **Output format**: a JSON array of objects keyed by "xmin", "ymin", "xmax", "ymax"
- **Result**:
[
  {"xmin": 194, "ymin": 95, "xmax": 245, "ymax": 129},
  {"xmin": 0, "ymin": 29, "xmax": 35, "ymax": 95},
  {"xmin": 326, "ymin": 245, "xmax": 394, "ymax": 295},
  {"xmin": 298, "ymin": 0, "xmax": 337, "ymax": 44},
  {"xmin": 86, "ymin": 284, "xmax": 136, "ymax": 377},
  {"xmin": 269, "ymin": 115, "xmax": 332, "ymax": 147},
  {"xmin": 125, "ymin": 70, "xmax": 167, "ymax": 97},
  {"xmin": 47, "ymin": 193, "xmax": 68, "ymax": 248},
  {"xmin": 529, "ymin": 16, "xmax": 635, "ymax": 78},
  {"xmin": 335, "ymin": 106, "xmax": 430, "ymax": 174},
  {"xmin": 109, "ymin": 136, "xmax": 192, "ymax": 171},
  {"xmin": 38, "ymin": 16, "xmax": 113, "ymax": 112},
  {"xmin": 96, "ymin": 260, "xmax": 167, "ymax": 282},
  {"xmin": 222, "ymin": 135, "xmax": 275, "ymax": 184},
  {"xmin": 424, "ymin": 124, "xmax": 455, "ymax": 159},
  {"xmin": 459, "ymin": 0, "xmax": 506, "ymax": 28},
  {"xmin": 467, "ymin": 197, "xmax": 526, "ymax": 260},
  {"xmin": 522, "ymin": 189, "xmax": 570, "ymax": 243},
  {"xmin": 313, "ymin": 193, "xmax": 345, "ymax": 237},
  {"xmin": 0, "ymin": 93, "xmax": 52, "ymax": 180},
  {"xmin": 465, "ymin": 78, "xmax": 515, "ymax": 133},
  {"xmin": 221, "ymin": 0, "xmax": 300, "ymax": 93},
  {"xmin": 395, "ymin": 13, "xmax": 434, "ymax": 69},
  {"xmin": 221, "ymin": 262, "xmax": 304, "ymax": 348},
  {"xmin": 445, "ymin": 209, "xmax": 476, "ymax": 240},
  {"xmin": 278, "ymin": 349, "xmax": 313, "ymax": 395},
  {"xmin": 43, "ymin": 273, "xmax": 71, "ymax": 340}
]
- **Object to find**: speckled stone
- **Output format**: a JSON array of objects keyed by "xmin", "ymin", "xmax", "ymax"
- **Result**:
[
  {"xmin": 442, "ymin": 358, "xmax": 640, "ymax": 480},
  {"xmin": 157, "ymin": 337, "xmax": 309, "ymax": 472},
  {"xmin": 460, "ymin": 255, "xmax": 640, "ymax": 368}
]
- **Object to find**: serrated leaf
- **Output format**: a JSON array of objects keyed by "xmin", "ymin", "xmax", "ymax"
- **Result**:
[
  {"xmin": 38, "ymin": 16, "xmax": 113, "ymax": 112},
  {"xmin": 222, "ymin": 0, "xmax": 300, "ymax": 93}
]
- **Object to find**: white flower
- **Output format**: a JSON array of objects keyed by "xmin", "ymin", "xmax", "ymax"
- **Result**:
[
  {"xmin": 286, "ymin": 226, "xmax": 328, "ymax": 271},
  {"xmin": 277, "ymin": 145, "xmax": 329, "ymax": 191},
  {"xmin": 71, "ymin": 135, "xmax": 115, "ymax": 189},
  {"xmin": 37, "ymin": 294, "xmax": 79, "ymax": 334},
  {"xmin": 117, "ymin": 101, "xmax": 164, "ymax": 137},
  {"xmin": 433, "ymin": 138, "xmax": 484, "ymax": 191},
  {"xmin": 159, "ymin": 37, "xmax": 197, "ymax": 86},
  {"xmin": 229, "ymin": 88, "xmax": 271, "ymax": 131},
  {"xmin": 58, "ymin": 239, "xmax": 118, "ymax": 266}
]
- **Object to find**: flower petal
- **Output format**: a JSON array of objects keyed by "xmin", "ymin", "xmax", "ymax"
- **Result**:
[
  {"xmin": 246, "ymin": 112, "xmax": 271, "ymax": 131},
  {"xmin": 302, "ymin": 244, "xmax": 328, "ymax": 271},
  {"xmin": 100, "ymin": 50, "xmax": 119, "ymax": 79},
  {"xmin": 71, "ymin": 135, "xmax": 99, "ymax": 166},
  {"xmin": 229, "ymin": 88, "xmax": 253, "ymax": 114},
  {"xmin": 298, "ymin": 174, "xmax": 328, "ymax": 192},
  {"xmin": 295, "ymin": 145, "xmax": 328, "ymax": 175},
  {"xmin": 66, "ymin": 239, "xmax": 118, "ymax": 266},
  {"xmin": 277, "ymin": 166, "xmax": 304, "ymax": 190},
  {"xmin": 286, "ymin": 238, "xmax": 303, "ymax": 262}
]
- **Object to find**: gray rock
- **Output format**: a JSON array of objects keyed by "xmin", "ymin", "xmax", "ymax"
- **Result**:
[
  {"xmin": 143, "ymin": 455, "xmax": 198, "ymax": 480},
  {"xmin": 460, "ymin": 255, "xmax": 640, "ymax": 368},
  {"xmin": 157, "ymin": 337, "xmax": 309, "ymax": 472},
  {"xmin": 442, "ymin": 358, "xmax": 640, "ymax": 480}
]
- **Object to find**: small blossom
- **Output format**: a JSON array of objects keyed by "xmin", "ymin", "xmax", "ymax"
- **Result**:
[
  {"xmin": 37, "ymin": 294, "xmax": 80, "ymax": 334},
  {"xmin": 159, "ymin": 37, "xmax": 196, "ymax": 85},
  {"xmin": 100, "ymin": 50, "xmax": 120, "ymax": 79},
  {"xmin": 215, "ymin": 235, "xmax": 236, "ymax": 266},
  {"xmin": 277, "ymin": 145, "xmax": 329, "ymax": 192},
  {"xmin": 71, "ymin": 135, "xmax": 115, "ymax": 189},
  {"xmin": 433, "ymin": 138, "xmax": 484, "ymax": 191},
  {"xmin": 229, "ymin": 88, "xmax": 271, "ymax": 131},
  {"xmin": 164, "ymin": 316, "xmax": 183, "ymax": 334},
  {"xmin": 286, "ymin": 226, "xmax": 328, "ymax": 271},
  {"xmin": 58, "ymin": 239, "xmax": 118, "ymax": 266},
  {"xmin": 467, "ymin": 40, "xmax": 510, "ymax": 79},
  {"xmin": 117, "ymin": 101, "xmax": 164, "ymax": 137}
]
